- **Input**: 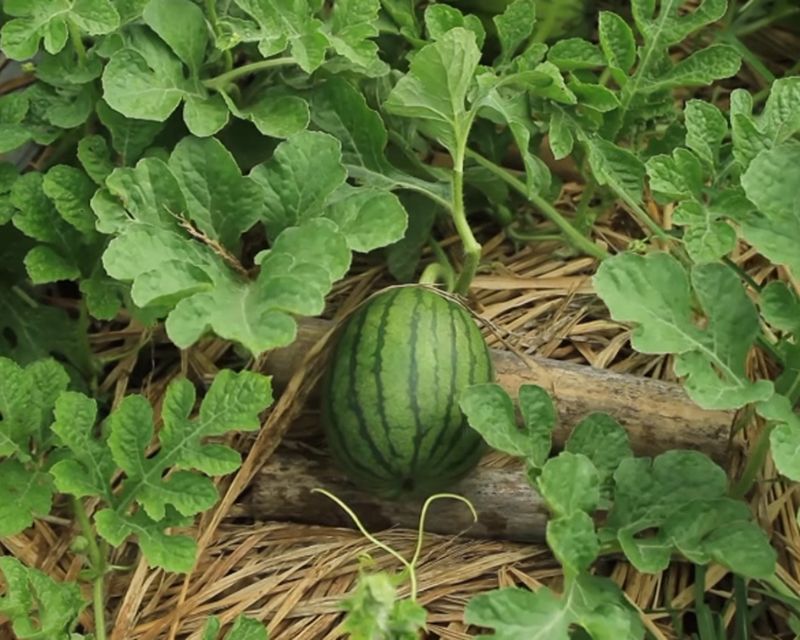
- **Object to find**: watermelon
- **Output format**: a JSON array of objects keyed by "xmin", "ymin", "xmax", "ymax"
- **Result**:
[{"xmin": 322, "ymin": 285, "xmax": 493, "ymax": 498}]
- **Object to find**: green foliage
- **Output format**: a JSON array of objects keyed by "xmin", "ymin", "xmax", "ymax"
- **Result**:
[
  {"xmin": 0, "ymin": 556, "xmax": 86, "ymax": 640},
  {"xmin": 0, "ymin": 357, "xmax": 273, "ymax": 572},
  {"xmin": 0, "ymin": 0, "xmax": 797, "ymax": 636},
  {"xmin": 202, "ymin": 615, "xmax": 269, "ymax": 640},
  {"xmin": 460, "ymin": 383, "xmax": 776, "ymax": 638},
  {"xmin": 339, "ymin": 571, "xmax": 427, "ymax": 640}
]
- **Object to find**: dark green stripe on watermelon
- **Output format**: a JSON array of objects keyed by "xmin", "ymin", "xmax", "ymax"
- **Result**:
[{"xmin": 322, "ymin": 285, "xmax": 493, "ymax": 498}]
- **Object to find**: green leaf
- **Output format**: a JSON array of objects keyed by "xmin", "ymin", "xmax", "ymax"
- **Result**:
[
  {"xmin": 646, "ymin": 148, "xmax": 704, "ymax": 200},
  {"xmin": 24, "ymin": 245, "xmax": 81, "ymax": 283},
  {"xmin": 460, "ymin": 383, "xmax": 555, "ymax": 467},
  {"xmin": 225, "ymin": 616, "xmax": 269, "ymax": 640},
  {"xmin": 0, "ymin": 459, "xmax": 54, "ymax": 537},
  {"xmin": 0, "ymin": 0, "xmax": 119, "ymax": 60},
  {"xmin": 168, "ymin": 136, "xmax": 266, "ymax": 251},
  {"xmin": 102, "ymin": 26, "xmax": 194, "ymax": 121},
  {"xmin": 50, "ymin": 392, "xmax": 115, "ymax": 500},
  {"xmin": 547, "ymin": 38, "xmax": 605, "ymax": 71},
  {"xmin": 643, "ymin": 45, "xmax": 740, "ymax": 93},
  {"xmin": 94, "ymin": 508, "xmax": 197, "ymax": 573},
  {"xmin": 385, "ymin": 193, "xmax": 438, "ymax": 282},
  {"xmin": 0, "ymin": 556, "xmax": 85, "ymax": 639},
  {"xmin": 328, "ymin": 0, "xmax": 389, "ymax": 76},
  {"xmin": 761, "ymin": 282, "xmax": 800, "ymax": 335},
  {"xmin": 0, "ymin": 163, "xmax": 18, "ymax": 224},
  {"xmin": 96, "ymin": 134, "xmax": 360, "ymax": 353},
  {"xmin": 43, "ymin": 165, "xmax": 98, "ymax": 235},
  {"xmin": 77, "ymin": 135, "xmax": 115, "ymax": 185},
  {"xmin": 142, "ymin": 0, "xmax": 207, "ymax": 74},
  {"xmin": 623, "ymin": 0, "xmax": 732, "ymax": 115},
  {"xmin": 80, "ymin": 265, "xmax": 125, "ymax": 320},
  {"xmin": 0, "ymin": 92, "xmax": 32, "ymax": 153},
  {"xmin": 598, "ymin": 12, "xmax": 635, "ymax": 76},
  {"xmin": 202, "ymin": 616, "xmax": 222, "ymax": 640},
  {"xmin": 586, "ymin": 138, "xmax": 645, "ymax": 205},
  {"xmin": 662, "ymin": 498, "xmax": 775, "ymax": 578},
  {"xmin": 250, "ymin": 131, "xmax": 346, "ymax": 239},
  {"xmin": 567, "ymin": 79, "xmax": 620, "ymax": 113},
  {"xmin": 595, "ymin": 253, "xmax": 774, "ymax": 409},
  {"xmin": 672, "ymin": 200, "xmax": 737, "ymax": 264},
  {"xmin": 184, "ymin": 94, "xmax": 231, "ymax": 137},
  {"xmin": 763, "ymin": 76, "xmax": 800, "ymax": 142},
  {"xmin": 547, "ymin": 511, "xmax": 599, "ymax": 576},
  {"xmin": 96, "ymin": 99, "xmax": 165, "ymax": 165},
  {"xmin": 570, "ymin": 574, "xmax": 645, "ymax": 640},
  {"xmin": 565, "ymin": 413, "xmax": 632, "ymax": 498},
  {"xmin": 605, "ymin": 450, "xmax": 736, "ymax": 573},
  {"xmin": 730, "ymin": 89, "xmax": 768, "ymax": 168},
  {"xmin": 537, "ymin": 452, "xmax": 600, "ymax": 517},
  {"xmin": 324, "ymin": 186, "xmax": 407, "ymax": 252},
  {"xmin": 11, "ymin": 172, "xmax": 87, "ymax": 284},
  {"xmin": 548, "ymin": 111, "xmax": 574, "ymax": 160},
  {"xmin": 684, "ymin": 100, "xmax": 727, "ymax": 168},
  {"xmin": 91, "ymin": 371, "xmax": 272, "ymax": 569},
  {"xmin": 340, "ymin": 572, "xmax": 427, "ymax": 640},
  {"xmin": 526, "ymin": 62, "xmax": 576, "ymax": 105},
  {"xmin": 384, "ymin": 27, "xmax": 481, "ymax": 154},
  {"xmin": 424, "ymin": 5, "xmax": 485, "ymax": 48},
  {"xmin": 107, "ymin": 371, "xmax": 270, "ymax": 521},
  {"xmin": 740, "ymin": 142, "xmax": 800, "ymax": 280},
  {"xmin": 310, "ymin": 78, "xmax": 447, "ymax": 203},
  {"xmin": 493, "ymin": 0, "xmax": 536, "ymax": 66},
  {"xmin": 479, "ymin": 87, "xmax": 551, "ymax": 196},
  {"xmin": 232, "ymin": 0, "xmax": 327, "ymax": 72},
  {"xmin": 235, "ymin": 90, "xmax": 309, "ymax": 139},
  {"xmin": 631, "ymin": 0, "xmax": 727, "ymax": 50},
  {"xmin": 0, "ymin": 286, "xmax": 93, "ymax": 376},
  {"xmin": 465, "ymin": 586, "xmax": 571, "ymax": 640},
  {"xmin": 759, "ymin": 394, "xmax": 800, "ymax": 481}
]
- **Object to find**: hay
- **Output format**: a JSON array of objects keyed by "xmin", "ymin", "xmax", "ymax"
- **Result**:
[{"xmin": 2, "ymin": 34, "xmax": 800, "ymax": 640}]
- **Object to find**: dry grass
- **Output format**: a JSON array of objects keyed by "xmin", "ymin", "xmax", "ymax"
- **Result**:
[
  {"xmin": 2, "ymin": 23, "xmax": 800, "ymax": 639},
  {"xmin": 2, "ymin": 225, "xmax": 798, "ymax": 639}
]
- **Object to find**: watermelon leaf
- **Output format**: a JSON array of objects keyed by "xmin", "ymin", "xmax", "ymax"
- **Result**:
[
  {"xmin": 465, "ymin": 573, "xmax": 644, "ymax": 640},
  {"xmin": 0, "ymin": 557, "xmax": 86, "ymax": 640},
  {"xmin": 594, "ymin": 253, "xmax": 774, "ymax": 410},
  {"xmin": 96, "ymin": 133, "xmax": 406, "ymax": 355},
  {"xmin": 565, "ymin": 413, "xmax": 633, "ymax": 500},
  {"xmin": 460, "ymin": 383, "xmax": 556, "ymax": 469},
  {"xmin": 340, "ymin": 572, "xmax": 427, "ymax": 640}
]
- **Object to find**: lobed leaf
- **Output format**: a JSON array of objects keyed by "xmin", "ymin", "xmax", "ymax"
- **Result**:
[
  {"xmin": 595, "ymin": 253, "xmax": 774, "ymax": 409},
  {"xmin": 0, "ymin": 556, "xmax": 85, "ymax": 640}
]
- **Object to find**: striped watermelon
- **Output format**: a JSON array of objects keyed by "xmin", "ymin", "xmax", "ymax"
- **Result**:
[{"xmin": 322, "ymin": 285, "xmax": 493, "ymax": 498}]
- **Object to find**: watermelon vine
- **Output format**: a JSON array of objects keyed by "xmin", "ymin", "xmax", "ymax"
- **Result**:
[{"xmin": 0, "ymin": 0, "xmax": 798, "ymax": 637}]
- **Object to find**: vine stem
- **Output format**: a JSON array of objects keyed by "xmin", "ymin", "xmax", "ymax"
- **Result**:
[
  {"xmin": 205, "ymin": 0, "xmax": 233, "ymax": 71},
  {"xmin": 464, "ymin": 149, "xmax": 609, "ymax": 261},
  {"xmin": 730, "ymin": 421, "xmax": 774, "ymax": 499},
  {"xmin": 202, "ymin": 57, "xmax": 294, "ymax": 91},
  {"xmin": 73, "ymin": 498, "xmax": 106, "ymax": 640},
  {"xmin": 67, "ymin": 19, "xmax": 87, "ymax": 63},
  {"xmin": 451, "ymin": 152, "xmax": 481, "ymax": 295},
  {"xmin": 312, "ymin": 489, "xmax": 476, "ymax": 600}
]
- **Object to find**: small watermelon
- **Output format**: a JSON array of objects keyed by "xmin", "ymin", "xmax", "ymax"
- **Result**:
[{"xmin": 322, "ymin": 285, "xmax": 493, "ymax": 498}]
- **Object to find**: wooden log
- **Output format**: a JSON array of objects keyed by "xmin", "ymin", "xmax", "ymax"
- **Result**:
[
  {"xmin": 251, "ymin": 449, "xmax": 549, "ymax": 542},
  {"xmin": 265, "ymin": 318, "xmax": 734, "ymax": 462}
]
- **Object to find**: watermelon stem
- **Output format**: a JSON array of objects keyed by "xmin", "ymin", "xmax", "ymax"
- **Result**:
[
  {"xmin": 313, "ymin": 489, "xmax": 477, "ymax": 601},
  {"xmin": 410, "ymin": 493, "xmax": 478, "ymax": 573},
  {"xmin": 452, "ymin": 126, "xmax": 482, "ymax": 295}
]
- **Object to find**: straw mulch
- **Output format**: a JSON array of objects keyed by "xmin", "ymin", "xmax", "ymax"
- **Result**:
[
  {"xmin": 3, "ymin": 19, "xmax": 800, "ymax": 639},
  {"xmin": 3, "ymin": 201, "xmax": 798, "ymax": 640}
]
